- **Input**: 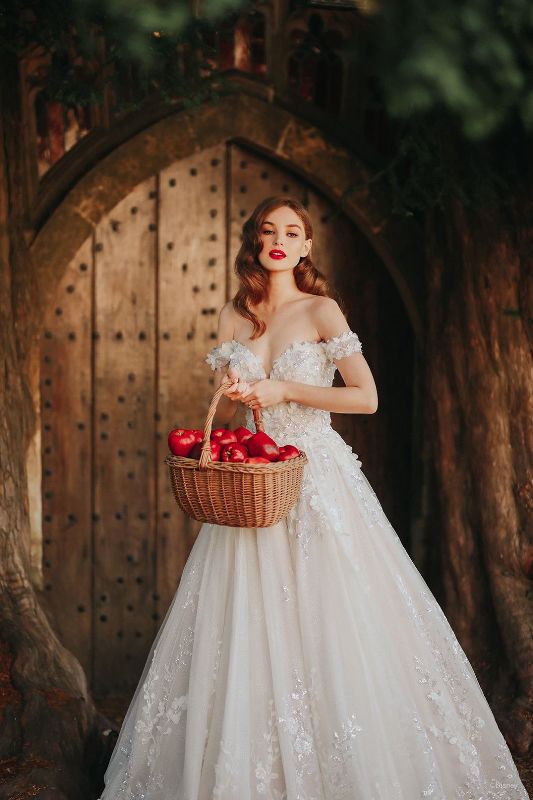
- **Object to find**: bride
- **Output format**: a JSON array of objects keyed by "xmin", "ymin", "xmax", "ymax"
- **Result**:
[{"xmin": 97, "ymin": 196, "xmax": 529, "ymax": 799}]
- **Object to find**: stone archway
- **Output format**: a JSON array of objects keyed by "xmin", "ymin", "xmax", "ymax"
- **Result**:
[
  {"xmin": 28, "ymin": 95, "xmax": 424, "ymax": 695},
  {"xmin": 30, "ymin": 93, "xmax": 424, "ymax": 340}
]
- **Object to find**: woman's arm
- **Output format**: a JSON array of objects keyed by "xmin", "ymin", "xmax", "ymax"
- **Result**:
[
  {"xmin": 211, "ymin": 303, "xmax": 240, "ymax": 427},
  {"xmin": 282, "ymin": 381, "xmax": 377, "ymax": 414},
  {"xmin": 284, "ymin": 297, "xmax": 378, "ymax": 414}
]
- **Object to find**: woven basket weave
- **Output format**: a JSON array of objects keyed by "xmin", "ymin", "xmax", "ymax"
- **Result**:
[{"xmin": 165, "ymin": 375, "xmax": 307, "ymax": 527}]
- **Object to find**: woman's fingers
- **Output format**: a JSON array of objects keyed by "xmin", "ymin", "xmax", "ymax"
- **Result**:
[
  {"xmin": 223, "ymin": 378, "xmax": 250, "ymax": 401},
  {"xmin": 220, "ymin": 370, "xmax": 257, "ymax": 405},
  {"xmin": 239, "ymin": 384, "xmax": 252, "ymax": 400},
  {"xmin": 223, "ymin": 368, "xmax": 239, "ymax": 390},
  {"xmin": 224, "ymin": 384, "xmax": 242, "ymax": 399}
]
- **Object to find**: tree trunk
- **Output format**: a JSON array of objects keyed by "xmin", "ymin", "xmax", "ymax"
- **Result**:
[
  {"xmin": 0, "ymin": 58, "xmax": 114, "ymax": 800},
  {"xmin": 425, "ymin": 184, "xmax": 533, "ymax": 755}
]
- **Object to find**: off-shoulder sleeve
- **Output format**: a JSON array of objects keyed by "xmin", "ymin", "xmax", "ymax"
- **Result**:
[
  {"xmin": 324, "ymin": 330, "xmax": 363, "ymax": 361},
  {"xmin": 205, "ymin": 340, "xmax": 235, "ymax": 371}
]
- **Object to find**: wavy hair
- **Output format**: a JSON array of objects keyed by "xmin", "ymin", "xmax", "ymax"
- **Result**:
[{"xmin": 232, "ymin": 195, "xmax": 346, "ymax": 339}]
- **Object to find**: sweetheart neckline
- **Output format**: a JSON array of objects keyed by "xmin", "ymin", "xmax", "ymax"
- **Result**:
[{"xmin": 230, "ymin": 338, "xmax": 325, "ymax": 377}]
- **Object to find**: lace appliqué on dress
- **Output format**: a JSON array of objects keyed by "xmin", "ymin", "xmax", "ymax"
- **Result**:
[
  {"xmin": 251, "ymin": 698, "xmax": 284, "ymax": 798},
  {"xmin": 213, "ymin": 739, "xmax": 241, "ymax": 799},
  {"xmin": 99, "ymin": 558, "xmax": 205, "ymax": 799},
  {"xmin": 278, "ymin": 666, "xmax": 364, "ymax": 799},
  {"xmin": 395, "ymin": 574, "xmax": 527, "ymax": 800},
  {"xmin": 211, "ymin": 666, "xmax": 364, "ymax": 800},
  {"xmin": 105, "ymin": 647, "xmax": 188, "ymax": 799},
  {"xmin": 213, "ymin": 699, "xmax": 287, "ymax": 800},
  {"xmin": 277, "ymin": 668, "xmax": 319, "ymax": 792},
  {"xmin": 204, "ymin": 328, "xmax": 363, "ymax": 378},
  {"xmin": 286, "ymin": 455, "xmax": 343, "ymax": 560},
  {"xmin": 133, "ymin": 653, "xmax": 188, "ymax": 767},
  {"xmin": 342, "ymin": 448, "xmax": 387, "ymax": 530},
  {"xmin": 324, "ymin": 330, "xmax": 363, "ymax": 361},
  {"xmin": 205, "ymin": 340, "xmax": 235, "ymax": 371}
]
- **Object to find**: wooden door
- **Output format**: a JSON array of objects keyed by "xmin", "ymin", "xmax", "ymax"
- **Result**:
[{"xmin": 40, "ymin": 142, "xmax": 412, "ymax": 694}]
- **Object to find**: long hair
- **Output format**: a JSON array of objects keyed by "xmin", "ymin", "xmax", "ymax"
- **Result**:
[{"xmin": 233, "ymin": 195, "xmax": 346, "ymax": 339}]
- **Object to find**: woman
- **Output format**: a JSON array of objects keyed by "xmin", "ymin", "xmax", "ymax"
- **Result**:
[{"xmin": 98, "ymin": 196, "xmax": 529, "ymax": 799}]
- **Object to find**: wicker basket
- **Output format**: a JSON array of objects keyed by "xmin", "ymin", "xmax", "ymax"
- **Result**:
[{"xmin": 165, "ymin": 375, "xmax": 308, "ymax": 527}]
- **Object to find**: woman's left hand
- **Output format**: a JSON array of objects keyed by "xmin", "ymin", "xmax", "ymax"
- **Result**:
[{"xmin": 240, "ymin": 378, "xmax": 287, "ymax": 410}]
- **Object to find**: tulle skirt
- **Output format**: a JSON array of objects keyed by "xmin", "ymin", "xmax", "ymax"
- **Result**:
[{"xmin": 98, "ymin": 430, "xmax": 529, "ymax": 799}]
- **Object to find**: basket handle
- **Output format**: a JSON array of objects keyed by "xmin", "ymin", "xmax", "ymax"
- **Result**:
[{"xmin": 198, "ymin": 375, "xmax": 264, "ymax": 469}]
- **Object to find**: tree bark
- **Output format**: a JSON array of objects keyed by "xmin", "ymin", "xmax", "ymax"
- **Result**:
[
  {"xmin": 425, "ymin": 183, "xmax": 533, "ymax": 754},
  {"xmin": 0, "ymin": 57, "xmax": 115, "ymax": 800}
]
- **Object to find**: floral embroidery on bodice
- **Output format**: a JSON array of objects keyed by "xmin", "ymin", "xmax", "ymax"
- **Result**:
[{"xmin": 205, "ymin": 330, "xmax": 363, "ymax": 446}]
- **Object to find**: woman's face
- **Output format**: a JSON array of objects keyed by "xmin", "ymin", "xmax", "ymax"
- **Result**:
[{"xmin": 257, "ymin": 205, "xmax": 312, "ymax": 272}]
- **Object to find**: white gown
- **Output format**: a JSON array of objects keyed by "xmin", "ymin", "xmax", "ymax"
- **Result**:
[{"xmin": 98, "ymin": 330, "xmax": 530, "ymax": 800}]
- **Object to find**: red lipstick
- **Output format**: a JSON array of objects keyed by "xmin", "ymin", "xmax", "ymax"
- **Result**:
[{"xmin": 269, "ymin": 249, "xmax": 286, "ymax": 259}]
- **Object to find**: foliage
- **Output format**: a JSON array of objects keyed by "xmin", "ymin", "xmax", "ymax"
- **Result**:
[
  {"xmin": 361, "ymin": 0, "xmax": 533, "ymax": 216},
  {"xmin": 362, "ymin": 109, "xmax": 528, "ymax": 219},
  {"xmin": 0, "ymin": 0, "xmax": 250, "ymax": 112},
  {"xmin": 371, "ymin": 0, "xmax": 533, "ymax": 141},
  {"xmin": 0, "ymin": 0, "xmax": 530, "ymax": 216}
]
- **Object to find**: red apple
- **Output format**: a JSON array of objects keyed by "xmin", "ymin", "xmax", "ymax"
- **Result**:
[
  {"xmin": 221, "ymin": 442, "xmax": 249, "ymax": 463},
  {"xmin": 189, "ymin": 439, "xmax": 221, "ymax": 461},
  {"xmin": 217, "ymin": 431, "xmax": 238, "ymax": 446},
  {"xmin": 244, "ymin": 456, "xmax": 270, "ymax": 464},
  {"xmin": 246, "ymin": 431, "xmax": 280, "ymax": 461},
  {"xmin": 276, "ymin": 444, "xmax": 301, "ymax": 461},
  {"xmin": 168, "ymin": 428, "xmax": 197, "ymax": 457},
  {"xmin": 211, "ymin": 428, "xmax": 238, "ymax": 447},
  {"xmin": 233, "ymin": 426, "xmax": 254, "ymax": 444}
]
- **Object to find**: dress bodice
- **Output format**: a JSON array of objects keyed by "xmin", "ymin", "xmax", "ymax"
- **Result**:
[{"xmin": 205, "ymin": 330, "xmax": 363, "ymax": 446}]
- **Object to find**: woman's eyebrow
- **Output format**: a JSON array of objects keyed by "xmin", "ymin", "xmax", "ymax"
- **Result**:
[{"xmin": 262, "ymin": 220, "xmax": 302, "ymax": 230}]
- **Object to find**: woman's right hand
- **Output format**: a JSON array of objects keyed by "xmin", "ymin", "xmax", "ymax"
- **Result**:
[{"xmin": 221, "ymin": 367, "xmax": 252, "ymax": 403}]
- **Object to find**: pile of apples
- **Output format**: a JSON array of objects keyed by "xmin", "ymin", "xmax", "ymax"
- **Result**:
[{"xmin": 168, "ymin": 426, "xmax": 301, "ymax": 464}]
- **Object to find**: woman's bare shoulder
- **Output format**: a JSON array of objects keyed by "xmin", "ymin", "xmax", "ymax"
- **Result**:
[
  {"xmin": 221, "ymin": 301, "xmax": 239, "ymax": 320},
  {"xmin": 310, "ymin": 295, "xmax": 336, "ymax": 309},
  {"xmin": 311, "ymin": 296, "xmax": 349, "ymax": 336},
  {"xmin": 310, "ymin": 295, "xmax": 343, "ymax": 318},
  {"xmin": 217, "ymin": 301, "xmax": 237, "ymax": 340}
]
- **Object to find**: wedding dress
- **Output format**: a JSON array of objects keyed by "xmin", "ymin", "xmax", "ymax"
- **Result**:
[{"xmin": 97, "ymin": 330, "xmax": 530, "ymax": 800}]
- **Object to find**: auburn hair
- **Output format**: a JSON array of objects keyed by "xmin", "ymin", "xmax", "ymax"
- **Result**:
[{"xmin": 232, "ymin": 195, "xmax": 346, "ymax": 339}]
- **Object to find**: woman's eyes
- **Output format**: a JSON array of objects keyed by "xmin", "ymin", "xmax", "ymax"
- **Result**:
[{"xmin": 261, "ymin": 229, "xmax": 298, "ymax": 237}]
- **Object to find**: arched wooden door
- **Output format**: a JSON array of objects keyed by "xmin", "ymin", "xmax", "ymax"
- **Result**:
[{"xmin": 39, "ymin": 142, "xmax": 414, "ymax": 694}]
